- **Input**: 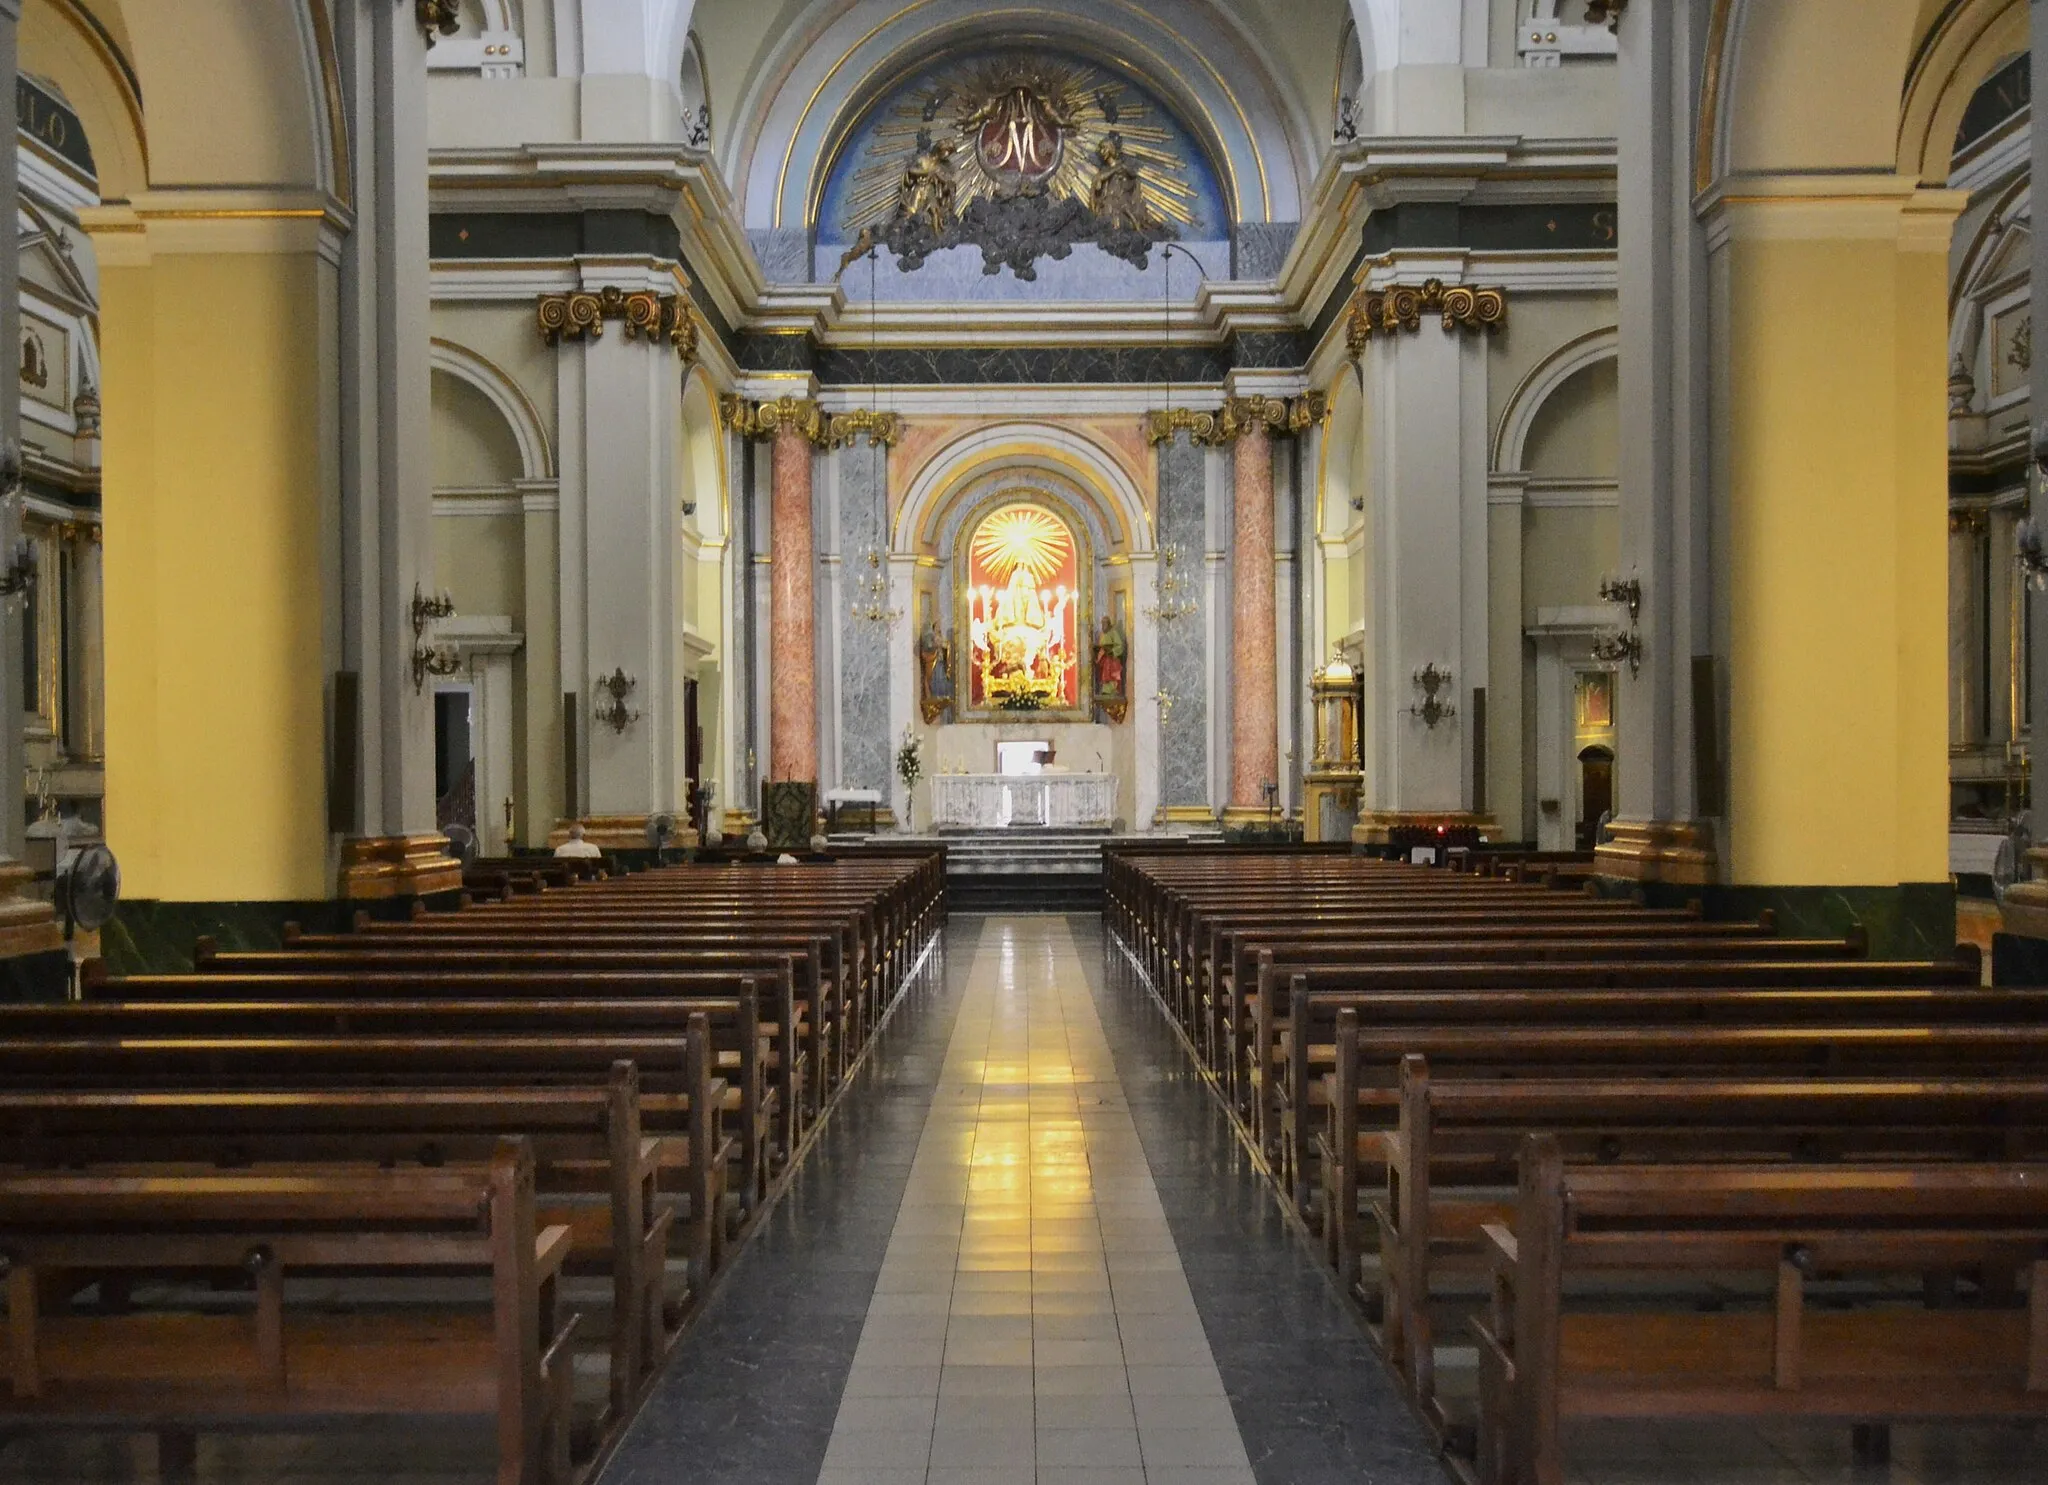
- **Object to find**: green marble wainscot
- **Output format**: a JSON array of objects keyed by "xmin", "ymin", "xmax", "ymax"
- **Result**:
[
  {"xmin": 100, "ymin": 895, "xmax": 464, "ymax": 975},
  {"xmin": 1600, "ymin": 879, "xmax": 1960, "ymax": 964}
]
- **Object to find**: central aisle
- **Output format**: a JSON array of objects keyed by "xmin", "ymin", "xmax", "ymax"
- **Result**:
[
  {"xmin": 600, "ymin": 915, "xmax": 1443, "ymax": 1485},
  {"xmin": 818, "ymin": 918, "xmax": 1255, "ymax": 1481}
]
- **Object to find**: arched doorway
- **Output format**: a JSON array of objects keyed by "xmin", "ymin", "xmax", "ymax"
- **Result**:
[{"xmin": 1577, "ymin": 745, "xmax": 1614, "ymax": 853}]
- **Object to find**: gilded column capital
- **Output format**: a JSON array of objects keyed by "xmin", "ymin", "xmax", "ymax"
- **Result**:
[
  {"xmin": 1585, "ymin": 0, "xmax": 1628, "ymax": 30},
  {"xmin": 1146, "ymin": 394, "xmax": 1327, "ymax": 447},
  {"xmin": 824, "ymin": 408, "xmax": 906, "ymax": 449},
  {"xmin": 721, "ymin": 395, "xmax": 829, "ymax": 447},
  {"xmin": 536, "ymin": 287, "xmax": 700, "ymax": 362},
  {"xmin": 1346, "ymin": 279, "xmax": 1509, "ymax": 357},
  {"xmin": 1145, "ymin": 408, "xmax": 1225, "ymax": 446}
]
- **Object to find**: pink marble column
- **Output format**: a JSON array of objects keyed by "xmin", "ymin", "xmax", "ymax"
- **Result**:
[
  {"xmin": 1230, "ymin": 420, "xmax": 1277, "ymax": 811},
  {"xmin": 769, "ymin": 421, "xmax": 818, "ymax": 783}
]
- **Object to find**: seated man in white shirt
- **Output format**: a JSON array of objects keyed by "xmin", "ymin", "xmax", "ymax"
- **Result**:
[{"xmin": 554, "ymin": 822, "xmax": 603, "ymax": 859}]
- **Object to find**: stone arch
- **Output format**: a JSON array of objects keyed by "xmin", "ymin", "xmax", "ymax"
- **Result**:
[
  {"xmin": 893, "ymin": 421, "xmax": 1151, "ymax": 559},
  {"xmin": 1898, "ymin": 0, "xmax": 2026, "ymax": 184},
  {"xmin": 430, "ymin": 339, "xmax": 554, "ymax": 483},
  {"xmin": 24, "ymin": 0, "xmax": 344, "ymax": 205},
  {"xmin": 1696, "ymin": 0, "xmax": 2020, "ymax": 192},
  {"xmin": 1491, "ymin": 326, "xmax": 1618, "ymax": 474},
  {"xmin": 731, "ymin": 0, "xmax": 1312, "ymax": 230}
]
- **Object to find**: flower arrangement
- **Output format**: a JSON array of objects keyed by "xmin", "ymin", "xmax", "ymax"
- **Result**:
[
  {"xmin": 896, "ymin": 728, "xmax": 923, "ymax": 832},
  {"xmin": 896, "ymin": 729, "xmax": 923, "ymax": 789}
]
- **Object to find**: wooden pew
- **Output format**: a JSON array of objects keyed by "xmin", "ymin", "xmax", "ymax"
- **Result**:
[
  {"xmin": 255, "ymin": 934, "xmax": 837, "ymax": 1107},
  {"xmin": 164, "ymin": 955, "xmax": 802, "ymax": 1173},
  {"xmin": 0, "ymin": 1139, "xmax": 580, "ymax": 1485},
  {"xmin": 1265, "ymin": 955, "xmax": 1980, "ymax": 1189},
  {"xmin": 0, "ymin": 1058, "xmax": 714, "ymax": 1423},
  {"xmin": 80, "ymin": 970, "xmax": 775, "ymax": 1207},
  {"xmin": 1471, "ymin": 1144, "xmax": 2048, "ymax": 1485},
  {"xmin": 1341, "ymin": 1051, "xmax": 2048, "ymax": 1425}
]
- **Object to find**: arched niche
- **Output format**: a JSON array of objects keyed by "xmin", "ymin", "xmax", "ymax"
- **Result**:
[
  {"xmin": 681, "ymin": 366, "xmax": 726, "ymax": 547},
  {"xmin": 431, "ymin": 370, "xmax": 524, "ymax": 491},
  {"xmin": 431, "ymin": 338, "xmax": 553, "ymax": 484},
  {"xmin": 679, "ymin": 29, "xmax": 711, "ymax": 145},
  {"xmin": 1492, "ymin": 326, "xmax": 1618, "ymax": 476},
  {"xmin": 894, "ymin": 420, "xmax": 1149, "ymax": 558},
  {"xmin": 1521, "ymin": 362, "xmax": 1618, "ymax": 480}
]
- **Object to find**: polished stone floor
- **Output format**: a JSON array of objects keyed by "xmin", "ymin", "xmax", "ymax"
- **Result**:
[{"xmin": 8, "ymin": 915, "xmax": 2048, "ymax": 1485}]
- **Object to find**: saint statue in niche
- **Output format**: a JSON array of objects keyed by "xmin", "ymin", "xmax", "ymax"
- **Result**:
[
  {"xmin": 918, "ymin": 613, "xmax": 955, "ymax": 724},
  {"xmin": 1092, "ymin": 613, "xmax": 1129, "ymax": 724}
]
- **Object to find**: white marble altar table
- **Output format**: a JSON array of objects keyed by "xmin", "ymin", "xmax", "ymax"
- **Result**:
[{"xmin": 931, "ymin": 773, "xmax": 1115, "ymax": 830}]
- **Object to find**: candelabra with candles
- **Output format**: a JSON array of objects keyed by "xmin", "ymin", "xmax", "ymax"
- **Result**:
[
  {"xmin": 1591, "ymin": 573, "xmax": 1645, "ymax": 676},
  {"xmin": 1144, "ymin": 543, "xmax": 1198, "ymax": 623},
  {"xmin": 849, "ymin": 546, "xmax": 901, "ymax": 628},
  {"xmin": 410, "ymin": 583, "xmax": 460, "ymax": 692}
]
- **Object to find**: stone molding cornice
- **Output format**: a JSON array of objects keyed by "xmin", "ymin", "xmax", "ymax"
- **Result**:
[
  {"xmin": 536, "ymin": 286, "xmax": 699, "ymax": 360},
  {"xmin": 1346, "ymin": 279, "xmax": 1509, "ymax": 355},
  {"xmin": 1145, "ymin": 393, "xmax": 1327, "ymax": 447}
]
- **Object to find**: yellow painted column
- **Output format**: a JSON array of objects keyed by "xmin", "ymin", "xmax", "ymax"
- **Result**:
[
  {"xmin": 1711, "ymin": 183, "xmax": 1959, "ymax": 889},
  {"xmin": 93, "ymin": 213, "xmax": 336, "ymax": 902}
]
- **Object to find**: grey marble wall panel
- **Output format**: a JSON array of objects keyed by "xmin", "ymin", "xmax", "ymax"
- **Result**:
[
  {"xmin": 1156, "ymin": 432, "xmax": 1210, "ymax": 809},
  {"xmin": 811, "ymin": 238, "xmax": 1231, "ymax": 298},
  {"xmin": 748, "ymin": 227, "xmax": 812, "ymax": 282},
  {"xmin": 817, "ymin": 344, "xmax": 1229, "ymax": 386},
  {"xmin": 1234, "ymin": 221, "xmax": 1299, "ymax": 279},
  {"xmin": 836, "ymin": 442, "xmax": 892, "ymax": 793}
]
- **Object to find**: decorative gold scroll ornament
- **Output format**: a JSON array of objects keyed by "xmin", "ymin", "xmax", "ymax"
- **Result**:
[
  {"xmin": 536, "ymin": 287, "xmax": 700, "ymax": 361},
  {"xmin": 824, "ymin": 408, "xmax": 907, "ymax": 450},
  {"xmin": 1144, "ymin": 393, "xmax": 1327, "ymax": 447},
  {"xmin": 718, "ymin": 398, "xmax": 906, "ymax": 451},
  {"xmin": 1346, "ymin": 279, "xmax": 1509, "ymax": 356},
  {"xmin": 1584, "ymin": 0, "xmax": 1629, "ymax": 31},
  {"xmin": 410, "ymin": 0, "xmax": 461, "ymax": 45}
]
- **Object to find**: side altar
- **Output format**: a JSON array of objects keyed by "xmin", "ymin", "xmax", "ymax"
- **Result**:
[{"xmin": 931, "ymin": 773, "xmax": 1116, "ymax": 830}]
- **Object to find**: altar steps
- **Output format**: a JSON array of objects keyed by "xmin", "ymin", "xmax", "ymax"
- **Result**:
[{"xmin": 828, "ymin": 827, "xmax": 1111, "ymax": 914}]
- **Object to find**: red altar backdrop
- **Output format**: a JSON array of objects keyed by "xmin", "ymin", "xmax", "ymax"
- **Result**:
[{"xmin": 965, "ymin": 503, "xmax": 1081, "ymax": 710}]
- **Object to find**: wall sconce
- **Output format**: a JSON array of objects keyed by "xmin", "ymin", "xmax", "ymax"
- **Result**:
[
  {"xmin": 681, "ymin": 499, "xmax": 698, "ymax": 517},
  {"xmin": 1590, "ymin": 628, "xmax": 1643, "ymax": 674},
  {"xmin": 1593, "ymin": 573, "xmax": 1644, "ymax": 676},
  {"xmin": 1153, "ymin": 688, "xmax": 1178, "ymax": 723},
  {"xmin": 594, "ymin": 667, "xmax": 640, "ymax": 734},
  {"xmin": 410, "ymin": 582, "xmax": 460, "ymax": 693},
  {"xmin": 1598, "ymin": 574, "xmax": 1642, "ymax": 625},
  {"xmin": 1408, "ymin": 663, "xmax": 1456, "ymax": 728}
]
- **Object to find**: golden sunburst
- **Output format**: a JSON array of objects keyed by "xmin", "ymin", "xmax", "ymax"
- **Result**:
[{"xmin": 972, "ymin": 505, "xmax": 1074, "ymax": 585}]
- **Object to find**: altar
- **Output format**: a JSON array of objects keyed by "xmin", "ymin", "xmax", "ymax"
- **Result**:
[{"xmin": 931, "ymin": 773, "xmax": 1117, "ymax": 830}]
